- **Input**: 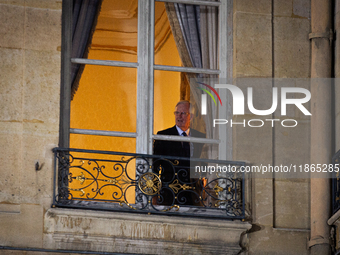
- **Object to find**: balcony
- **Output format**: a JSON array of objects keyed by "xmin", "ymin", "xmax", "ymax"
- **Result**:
[{"xmin": 52, "ymin": 147, "xmax": 246, "ymax": 220}]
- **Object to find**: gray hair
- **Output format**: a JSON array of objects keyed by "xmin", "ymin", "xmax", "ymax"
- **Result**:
[{"xmin": 175, "ymin": 100, "xmax": 195, "ymax": 114}]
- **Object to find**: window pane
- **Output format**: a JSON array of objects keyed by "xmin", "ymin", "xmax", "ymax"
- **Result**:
[
  {"xmin": 71, "ymin": 65, "xmax": 137, "ymax": 133},
  {"xmin": 74, "ymin": 0, "xmax": 138, "ymax": 62},
  {"xmin": 154, "ymin": 2, "xmax": 181, "ymax": 67},
  {"xmin": 153, "ymin": 70, "xmax": 206, "ymax": 135},
  {"xmin": 155, "ymin": 2, "xmax": 219, "ymax": 69},
  {"xmin": 153, "ymin": 70, "xmax": 181, "ymax": 134},
  {"xmin": 70, "ymin": 134, "xmax": 136, "ymax": 153}
]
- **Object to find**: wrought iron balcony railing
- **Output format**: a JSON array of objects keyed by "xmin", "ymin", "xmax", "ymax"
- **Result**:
[{"xmin": 52, "ymin": 147, "xmax": 246, "ymax": 219}]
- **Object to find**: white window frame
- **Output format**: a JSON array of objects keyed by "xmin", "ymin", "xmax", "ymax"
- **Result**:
[{"xmin": 59, "ymin": 0, "xmax": 232, "ymax": 160}]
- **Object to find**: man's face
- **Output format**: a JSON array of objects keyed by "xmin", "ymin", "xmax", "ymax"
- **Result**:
[{"xmin": 174, "ymin": 103, "xmax": 191, "ymax": 131}]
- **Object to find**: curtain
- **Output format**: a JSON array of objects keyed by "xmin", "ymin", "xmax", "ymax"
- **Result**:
[
  {"xmin": 71, "ymin": 0, "xmax": 102, "ymax": 99},
  {"xmin": 198, "ymin": 4, "xmax": 219, "ymax": 158},
  {"xmin": 165, "ymin": 2, "xmax": 219, "ymax": 141},
  {"xmin": 175, "ymin": 4, "xmax": 203, "ymax": 69}
]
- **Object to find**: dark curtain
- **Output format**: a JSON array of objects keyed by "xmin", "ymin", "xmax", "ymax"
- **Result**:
[
  {"xmin": 174, "ymin": 4, "xmax": 203, "ymax": 69},
  {"xmin": 71, "ymin": 0, "xmax": 102, "ymax": 99}
]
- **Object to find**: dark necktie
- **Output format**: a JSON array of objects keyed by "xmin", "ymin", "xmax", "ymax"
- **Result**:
[{"xmin": 182, "ymin": 132, "xmax": 190, "ymax": 157}]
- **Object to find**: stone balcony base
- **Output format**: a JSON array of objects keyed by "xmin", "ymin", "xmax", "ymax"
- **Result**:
[{"xmin": 43, "ymin": 208, "xmax": 251, "ymax": 255}]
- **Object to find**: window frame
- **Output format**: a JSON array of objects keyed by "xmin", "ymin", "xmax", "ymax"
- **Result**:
[{"xmin": 59, "ymin": 0, "xmax": 233, "ymax": 161}]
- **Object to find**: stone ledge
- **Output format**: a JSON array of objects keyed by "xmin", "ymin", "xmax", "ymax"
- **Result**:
[{"xmin": 43, "ymin": 208, "xmax": 251, "ymax": 255}]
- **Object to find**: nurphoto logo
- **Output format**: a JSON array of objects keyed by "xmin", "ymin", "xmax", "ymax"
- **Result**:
[{"xmin": 198, "ymin": 82, "xmax": 312, "ymax": 128}]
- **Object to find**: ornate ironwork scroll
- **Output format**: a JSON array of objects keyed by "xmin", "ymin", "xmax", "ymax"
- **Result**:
[{"xmin": 53, "ymin": 147, "xmax": 245, "ymax": 219}]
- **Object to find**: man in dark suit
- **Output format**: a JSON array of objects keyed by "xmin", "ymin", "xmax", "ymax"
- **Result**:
[{"xmin": 153, "ymin": 100, "xmax": 205, "ymax": 205}]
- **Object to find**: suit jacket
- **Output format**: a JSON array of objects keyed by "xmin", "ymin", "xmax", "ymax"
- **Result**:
[
  {"xmin": 153, "ymin": 125, "xmax": 205, "ymax": 159},
  {"xmin": 152, "ymin": 125, "xmax": 205, "ymax": 205}
]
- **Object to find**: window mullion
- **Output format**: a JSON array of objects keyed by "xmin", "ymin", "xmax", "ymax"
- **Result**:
[
  {"xmin": 136, "ymin": 0, "xmax": 153, "ymax": 154},
  {"xmin": 71, "ymin": 58, "xmax": 138, "ymax": 68},
  {"xmin": 218, "ymin": 0, "xmax": 231, "ymax": 160},
  {"xmin": 153, "ymin": 134, "xmax": 220, "ymax": 144},
  {"xmin": 70, "ymin": 128, "xmax": 137, "ymax": 138},
  {"xmin": 155, "ymin": 0, "xmax": 221, "ymax": 6},
  {"xmin": 154, "ymin": 64, "xmax": 220, "ymax": 74},
  {"xmin": 148, "ymin": 0, "xmax": 155, "ymax": 155}
]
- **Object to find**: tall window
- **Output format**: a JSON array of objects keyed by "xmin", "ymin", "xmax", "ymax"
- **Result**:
[
  {"xmin": 55, "ymin": 0, "xmax": 244, "ymax": 217},
  {"xmin": 59, "ymin": 0, "xmax": 231, "ymax": 160}
]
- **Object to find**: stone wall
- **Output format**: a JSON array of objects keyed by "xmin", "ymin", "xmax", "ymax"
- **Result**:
[
  {"xmin": 0, "ymin": 0, "xmax": 61, "ymax": 249},
  {"xmin": 233, "ymin": 0, "xmax": 311, "ymax": 254}
]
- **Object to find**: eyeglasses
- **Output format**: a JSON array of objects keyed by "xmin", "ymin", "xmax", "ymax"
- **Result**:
[{"xmin": 174, "ymin": 111, "xmax": 190, "ymax": 116}]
